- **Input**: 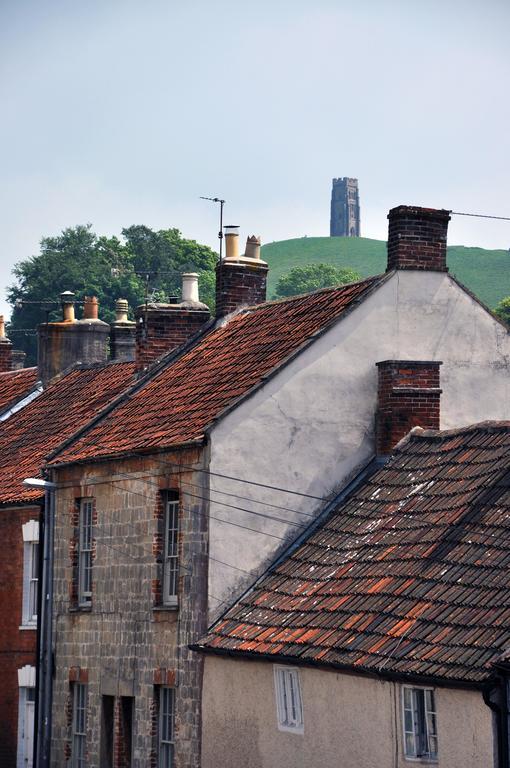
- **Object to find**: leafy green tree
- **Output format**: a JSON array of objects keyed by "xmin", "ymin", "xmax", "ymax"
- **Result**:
[
  {"xmin": 7, "ymin": 224, "xmax": 218, "ymax": 364},
  {"xmin": 273, "ymin": 263, "xmax": 361, "ymax": 299},
  {"xmin": 494, "ymin": 296, "xmax": 510, "ymax": 326}
]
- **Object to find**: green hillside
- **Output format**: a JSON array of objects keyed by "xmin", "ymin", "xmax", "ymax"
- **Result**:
[{"xmin": 261, "ymin": 237, "xmax": 510, "ymax": 309}]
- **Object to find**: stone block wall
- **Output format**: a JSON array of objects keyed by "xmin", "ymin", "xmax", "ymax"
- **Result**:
[{"xmin": 50, "ymin": 448, "xmax": 210, "ymax": 767}]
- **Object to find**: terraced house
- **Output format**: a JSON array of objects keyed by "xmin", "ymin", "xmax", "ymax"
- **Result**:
[
  {"xmin": 196, "ymin": 421, "xmax": 510, "ymax": 768},
  {"xmin": 29, "ymin": 205, "xmax": 510, "ymax": 767}
]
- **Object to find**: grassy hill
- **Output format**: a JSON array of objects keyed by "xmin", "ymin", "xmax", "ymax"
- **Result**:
[{"xmin": 261, "ymin": 237, "xmax": 510, "ymax": 309}]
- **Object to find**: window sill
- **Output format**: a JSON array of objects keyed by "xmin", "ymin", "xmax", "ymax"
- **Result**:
[
  {"xmin": 69, "ymin": 605, "xmax": 92, "ymax": 613},
  {"xmin": 153, "ymin": 604, "xmax": 179, "ymax": 612},
  {"xmin": 19, "ymin": 624, "xmax": 37, "ymax": 631}
]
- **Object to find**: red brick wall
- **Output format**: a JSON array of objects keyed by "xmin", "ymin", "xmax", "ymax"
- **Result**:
[
  {"xmin": 0, "ymin": 340, "xmax": 13, "ymax": 373},
  {"xmin": 376, "ymin": 360, "xmax": 442, "ymax": 455},
  {"xmin": 0, "ymin": 504, "xmax": 41, "ymax": 767},
  {"xmin": 135, "ymin": 308, "xmax": 210, "ymax": 370},
  {"xmin": 387, "ymin": 206, "xmax": 451, "ymax": 272},
  {"xmin": 215, "ymin": 261, "xmax": 268, "ymax": 318}
]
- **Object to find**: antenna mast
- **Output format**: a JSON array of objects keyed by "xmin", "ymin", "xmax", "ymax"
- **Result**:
[{"xmin": 200, "ymin": 196, "xmax": 226, "ymax": 262}]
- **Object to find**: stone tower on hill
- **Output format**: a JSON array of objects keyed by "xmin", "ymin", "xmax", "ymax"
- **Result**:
[{"xmin": 330, "ymin": 177, "xmax": 360, "ymax": 237}]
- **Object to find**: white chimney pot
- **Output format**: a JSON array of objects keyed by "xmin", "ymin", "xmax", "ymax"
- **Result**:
[{"xmin": 182, "ymin": 273, "xmax": 199, "ymax": 303}]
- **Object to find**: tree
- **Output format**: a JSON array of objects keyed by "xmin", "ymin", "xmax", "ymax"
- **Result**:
[
  {"xmin": 494, "ymin": 296, "xmax": 510, "ymax": 326},
  {"xmin": 273, "ymin": 263, "xmax": 361, "ymax": 299},
  {"xmin": 7, "ymin": 224, "xmax": 218, "ymax": 365}
]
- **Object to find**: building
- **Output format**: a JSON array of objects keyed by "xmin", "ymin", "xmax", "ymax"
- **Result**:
[
  {"xmin": 0, "ymin": 294, "xmax": 137, "ymax": 768},
  {"xmin": 330, "ymin": 177, "xmax": 360, "ymax": 237},
  {"xmin": 196, "ymin": 421, "xmax": 510, "ymax": 768},
  {"xmin": 36, "ymin": 206, "xmax": 510, "ymax": 767}
]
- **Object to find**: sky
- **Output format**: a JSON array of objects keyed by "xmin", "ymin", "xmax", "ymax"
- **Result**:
[{"xmin": 0, "ymin": 0, "xmax": 509, "ymax": 317}]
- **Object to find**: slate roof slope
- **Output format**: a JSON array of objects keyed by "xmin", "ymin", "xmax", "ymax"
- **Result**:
[
  {"xmin": 49, "ymin": 276, "xmax": 383, "ymax": 466},
  {"xmin": 0, "ymin": 361, "xmax": 136, "ymax": 505},
  {"xmin": 0, "ymin": 367, "xmax": 39, "ymax": 414},
  {"xmin": 196, "ymin": 423, "xmax": 510, "ymax": 685}
]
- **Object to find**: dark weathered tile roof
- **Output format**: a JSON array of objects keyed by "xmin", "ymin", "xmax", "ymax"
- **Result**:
[
  {"xmin": 197, "ymin": 423, "xmax": 510, "ymax": 684},
  {"xmin": 0, "ymin": 367, "xmax": 39, "ymax": 414},
  {"xmin": 49, "ymin": 277, "xmax": 383, "ymax": 465},
  {"xmin": 0, "ymin": 361, "xmax": 136, "ymax": 505}
]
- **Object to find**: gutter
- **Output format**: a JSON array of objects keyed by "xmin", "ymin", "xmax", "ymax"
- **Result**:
[{"xmin": 190, "ymin": 644, "xmax": 488, "ymax": 694}]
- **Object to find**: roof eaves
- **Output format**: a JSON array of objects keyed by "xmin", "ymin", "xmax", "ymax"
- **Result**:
[
  {"xmin": 189, "ymin": 644, "xmax": 489, "ymax": 691},
  {"xmin": 48, "ymin": 438, "xmax": 204, "ymax": 470}
]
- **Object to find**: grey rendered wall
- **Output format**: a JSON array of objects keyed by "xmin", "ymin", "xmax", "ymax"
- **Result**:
[
  {"xmin": 208, "ymin": 271, "xmax": 510, "ymax": 614},
  {"xmin": 202, "ymin": 656, "xmax": 494, "ymax": 768}
]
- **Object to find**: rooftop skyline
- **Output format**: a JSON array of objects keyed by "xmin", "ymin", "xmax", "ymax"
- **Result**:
[{"xmin": 1, "ymin": 0, "xmax": 509, "ymax": 318}]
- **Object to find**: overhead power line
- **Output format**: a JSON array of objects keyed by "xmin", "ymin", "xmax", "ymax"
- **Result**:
[{"xmin": 450, "ymin": 211, "xmax": 510, "ymax": 222}]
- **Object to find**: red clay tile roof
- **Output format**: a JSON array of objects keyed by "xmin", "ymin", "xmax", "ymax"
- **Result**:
[
  {"xmin": 0, "ymin": 361, "xmax": 136, "ymax": 505},
  {"xmin": 0, "ymin": 367, "xmax": 39, "ymax": 414},
  {"xmin": 197, "ymin": 423, "xmax": 510, "ymax": 684},
  {"xmin": 49, "ymin": 277, "xmax": 383, "ymax": 466}
]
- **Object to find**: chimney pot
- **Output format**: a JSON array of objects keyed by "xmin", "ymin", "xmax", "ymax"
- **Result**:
[
  {"xmin": 115, "ymin": 299, "xmax": 130, "ymax": 323},
  {"xmin": 110, "ymin": 299, "xmax": 136, "ymax": 361},
  {"xmin": 0, "ymin": 315, "xmax": 6, "ymax": 339},
  {"xmin": 244, "ymin": 236, "xmax": 261, "ymax": 261},
  {"xmin": 224, "ymin": 225, "xmax": 240, "ymax": 261},
  {"xmin": 83, "ymin": 296, "xmax": 99, "ymax": 320},
  {"xmin": 181, "ymin": 273, "xmax": 199, "ymax": 303},
  {"xmin": 61, "ymin": 291, "xmax": 76, "ymax": 322}
]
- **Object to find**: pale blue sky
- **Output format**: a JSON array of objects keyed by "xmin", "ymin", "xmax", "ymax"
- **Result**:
[{"xmin": 1, "ymin": 0, "xmax": 509, "ymax": 317}]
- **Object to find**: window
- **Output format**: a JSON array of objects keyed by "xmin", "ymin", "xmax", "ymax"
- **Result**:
[
  {"xmin": 273, "ymin": 666, "xmax": 303, "ymax": 733},
  {"xmin": 402, "ymin": 686, "xmax": 438, "ymax": 761},
  {"xmin": 78, "ymin": 499, "xmax": 93, "ymax": 607},
  {"xmin": 21, "ymin": 520, "xmax": 39, "ymax": 626},
  {"xmin": 72, "ymin": 683, "xmax": 88, "ymax": 768},
  {"xmin": 162, "ymin": 493, "xmax": 179, "ymax": 606},
  {"xmin": 158, "ymin": 687, "xmax": 175, "ymax": 768}
]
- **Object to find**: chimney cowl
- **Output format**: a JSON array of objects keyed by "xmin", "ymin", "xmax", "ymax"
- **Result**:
[
  {"xmin": 60, "ymin": 291, "xmax": 76, "ymax": 322},
  {"xmin": 110, "ymin": 299, "xmax": 136, "ymax": 362},
  {"xmin": 113, "ymin": 298, "xmax": 133, "ymax": 325}
]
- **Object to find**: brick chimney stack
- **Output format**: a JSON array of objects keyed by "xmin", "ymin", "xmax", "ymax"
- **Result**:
[
  {"xmin": 215, "ymin": 230, "xmax": 268, "ymax": 318},
  {"xmin": 110, "ymin": 299, "xmax": 136, "ymax": 362},
  {"xmin": 11, "ymin": 350, "xmax": 26, "ymax": 370},
  {"xmin": 376, "ymin": 360, "xmax": 442, "ymax": 456},
  {"xmin": 37, "ymin": 292, "xmax": 110, "ymax": 386},
  {"xmin": 0, "ymin": 316, "xmax": 13, "ymax": 372},
  {"xmin": 387, "ymin": 206, "xmax": 451, "ymax": 272},
  {"xmin": 135, "ymin": 273, "xmax": 210, "ymax": 371}
]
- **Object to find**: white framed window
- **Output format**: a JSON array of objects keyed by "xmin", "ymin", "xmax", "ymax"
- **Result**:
[
  {"xmin": 162, "ymin": 493, "xmax": 179, "ymax": 606},
  {"xmin": 402, "ymin": 685, "xmax": 438, "ymax": 761},
  {"xmin": 273, "ymin": 666, "xmax": 304, "ymax": 734},
  {"xmin": 21, "ymin": 520, "xmax": 39, "ymax": 627},
  {"xmin": 71, "ymin": 683, "xmax": 87, "ymax": 768},
  {"xmin": 78, "ymin": 499, "xmax": 93, "ymax": 607},
  {"xmin": 158, "ymin": 686, "xmax": 175, "ymax": 768},
  {"xmin": 17, "ymin": 665, "xmax": 36, "ymax": 768}
]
